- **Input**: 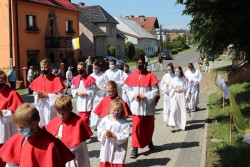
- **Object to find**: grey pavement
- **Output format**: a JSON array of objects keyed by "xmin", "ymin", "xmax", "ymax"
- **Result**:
[{"xmin": 20, "ymin": 48, "xmax": 218, "ymax": 167}]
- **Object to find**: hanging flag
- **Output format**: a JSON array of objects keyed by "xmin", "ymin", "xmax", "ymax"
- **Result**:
[{"xmin": 72, "ymin": 37, "xmax": 80, "ymax": 50}]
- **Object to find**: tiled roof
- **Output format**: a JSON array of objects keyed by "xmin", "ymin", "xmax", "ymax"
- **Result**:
[
  {"xmin": 24, "ymin": 0, "xmax": 79, "ymax": 12},
  {"xmin": 128, "ymin": 17, "xmax": 159, "ymax": 32},
  {"xmin": 115, "ymin": 16, "xmax": 156, "ymax": 39},
  {"xmin": 76, "ymin": 5, "xmax": 118, "ymax": 24}
]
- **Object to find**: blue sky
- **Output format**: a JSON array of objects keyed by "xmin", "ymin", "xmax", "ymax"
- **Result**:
[{"xmin": 72, "ymin": 0, "xmax": 192, "ymax": 30}]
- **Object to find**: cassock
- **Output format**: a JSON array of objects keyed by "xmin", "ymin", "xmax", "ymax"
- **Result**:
[
  {"xmin": 97, "ymin": 115, "xmax": 130, "ymax": 167},
  {"xmin": 29, "ymin": 73, "xmax": 66, "ymax": 126},
  {"xmin": 46, "ymin": 112, "xmax": 93, "ymax": 167},
  {"xmin": 124, "ymin": 70, "xmax": 158, "ymax": 148},
  {"xmin": 0, "ymin": 85, "xmax": 23, "ymax": 167},
  {"xmin": 160, "ymin": 72, "xmax": 175, "ymax": 125},
  {"xmin": 105, "ymin": 68, "xmax": 125, "ymax": 97},
  {"xmin": 71, "ymin": 74, "xmax": 97, "ymax": 123},
  {"xmin": 90, "ymin": 71, "xmax": 108, "ymax": 128},
  {"xmin": 184, "ymin": 69, "xmax": 202, "ymax": 110},
  {"xmin": 0, "ymin": 127, "xmax": 75, "ymax": 167},
  {"xmin": 94, "ymin": 95, "xmax": 132, "ymax": 118},
  {"xmin": 169, "ymin": 76, "xmax": 189, "ymax": 130}
]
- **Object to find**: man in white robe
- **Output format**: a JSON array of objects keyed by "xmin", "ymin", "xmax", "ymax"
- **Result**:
[
  {"xmin": 122, "ymin": 64, "xmax": 132, "ymax": 107},
  {"xmin": 185, "ymin": 63, "xmax": 202, "ymax": 111},
  {"xmin": 105, "ymin": 59, "xmax": 125, "ymax": 97},
  {"xmin": 90, "ymin": 62, "xmax": 108, "ymax": 129}
]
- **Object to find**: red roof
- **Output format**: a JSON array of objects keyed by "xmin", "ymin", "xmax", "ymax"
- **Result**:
[
  {"xmin": 26, "ymin": 0, "xmax": 79, "ymax": 12},
  {"xmin": 128, "ymin": 17, "xmax": 159, "ymax": 33}
]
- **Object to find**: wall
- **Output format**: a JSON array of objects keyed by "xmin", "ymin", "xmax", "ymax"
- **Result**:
[
  {"xmin": 228, "ymin": 61, "xmax": 250, "ymax": 84},
  {"xmin": 79, "ymin": 23, "xmax": 94, "ymax": 58}
]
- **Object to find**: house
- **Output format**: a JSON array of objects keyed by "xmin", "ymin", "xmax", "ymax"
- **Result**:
[
  {"xmin": 0, "ymin": 0, "xmax": 79, "ymax": 77},
  {"xmin": 74, "ymin": 3, "xmax": 126, "ymax": 60},
  {"xmin": 115, "ymin": 16, "xmax": 158, "ymax": 57}
]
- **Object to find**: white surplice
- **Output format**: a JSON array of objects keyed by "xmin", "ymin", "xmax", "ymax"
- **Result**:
[
  {"xmin": 90, "ymin": 71, "xmax": 108, "ymax": 127},
  {"xmin": 105, "ymin": 68, "xmax": 125, "ymax": 97},
  {"xmin": 168, "ymin": 76, "xmax": 189, "ymax": 130},
  {"xmin": 185, "ymin": 69, "xmax": 202, "ymax": 110},
  {"xmin": 121, "ymin": 71, "xmax": 131, "ymax": 107},
  {"xmin": 97, "ymin": 115, "xmax": 130, "ymax": 164},
  {"xmin": 160, "ymin": 72, "xmax": 175, "ymax": 124}
]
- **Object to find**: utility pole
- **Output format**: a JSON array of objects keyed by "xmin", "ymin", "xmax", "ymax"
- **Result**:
[
  {"xmin": 159, "ymin": 24, "xmax": 162, "ymax": 51},
  {"xmin": 9, "ymin": 0, "xmax": 13, "ymax": 67}
]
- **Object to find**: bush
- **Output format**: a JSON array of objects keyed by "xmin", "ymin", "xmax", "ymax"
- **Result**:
[
  {"xmin": 171, "ymin": 49, "xmax": 178, "ymax": 55},
  {"xmin": 177, "ymin": 48, "xmax": 183, "ymax": 52},
  {"xmin": 135, "ymin": 48, "xmax": 145, "ymax": 57},
  {"xmin": 125, "ymin": 41, "xmax": 135, "ymax": 60}
]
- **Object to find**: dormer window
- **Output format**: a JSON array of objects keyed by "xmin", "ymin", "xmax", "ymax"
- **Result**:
[
  {"xmin": 66, "ymin": 20, "xmax": 75, "ymax": 34},
  {"xmin": 109, "ymin": 26, "xmax": 114, "ymax": 36}
]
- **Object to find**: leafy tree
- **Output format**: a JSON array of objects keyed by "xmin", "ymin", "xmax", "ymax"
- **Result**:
[
  {"xmin": 135, "ymin": 48, "xmax": 145, "ymax": 57},
  {"xmin": 177, "ymin": 0, "xmax": 250, "ymax": 59},
  {"xmin": 108, "ymin": 45, "xmax": 116, "ymax": 56},
  {"xmin": 125, "ymin": 41, "xmax": 135, "ymax": 60}
]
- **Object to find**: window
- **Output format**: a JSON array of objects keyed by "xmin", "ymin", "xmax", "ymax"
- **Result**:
[
  {"xmin": 27, "ymin": 50, "xmax": 39, "ymax": 68},
  {"xmin": 66, "ymin": 20, "xmax": 75, "ymax": 33},
  {"xmin": 109, "ymin": 26, "xmax": 114, "ymax": 36},
  {"xmin": 26, "ymin": 15, "xmax": 38, "ymax": 30}
]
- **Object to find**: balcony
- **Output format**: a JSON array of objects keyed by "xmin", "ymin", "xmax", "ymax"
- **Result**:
[{"xmin": 45, "ymin": 37, "xmax": 72, "ymax": 49}]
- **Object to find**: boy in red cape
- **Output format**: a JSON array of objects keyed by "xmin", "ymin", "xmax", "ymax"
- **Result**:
[
  {"xmin": 29, "ymin": 58, "xmax": 66, "ymax": 126},
  {"xmin": 71, "ymin": 62, "xmax": 97, "ymax": 124},
  {"xmin": 46, "ymin": 95, "xmax": 93, "ymax": 167},
  {"xmin": 0, "ymin": 70, "xmax": 23, "ymax": 167},
  {"xmin": 94, "ymin": 81, "xmax": 132, "ymax": 118},
  {"xmin": 124, "ymin": 55, "xmax": 159, "ymax": 158},
  {"xmin": 0, "ymin": 103, "xmax": 75, "ymax": 167}
]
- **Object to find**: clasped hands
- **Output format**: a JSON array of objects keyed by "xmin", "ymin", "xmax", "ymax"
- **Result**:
[
  {"xmin": 77, "ymin": 91, "xmax": 88, "ymax": 97},
  {"xmin": 37, "ymin": 92, "xmax": 48, "ymax": 98},
  {"xmin": 134, "ymin": 93, "xmax": 146, "ymax": 101},
  {"xmin": 104, "ymin": 130, "xmax": 116, "ymax": 138}
]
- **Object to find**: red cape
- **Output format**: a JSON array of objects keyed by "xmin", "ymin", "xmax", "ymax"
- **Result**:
[
  {"xmin": 71, "ymin": 74, "xmax": 96, "ymax": 88},
  {"xmin": 0, "ymin": 127, "xmax": 75, "ymax": 167},
  {"xmin": 124, "ymin": 70, "xmax": 158, "ymax": 87},
  {"xmin": 0, "ymin": 85, "xmax": 23, "ymax": 112},
  {"xmin": 46, "ymin": 112, "xmax": 93, "ymax": 148},
  {"xmin": 94, "ymin": 95, "xmax": 132, "ymax": 118},
  {"xmin": 29, "ymin": 73, "xmax": 66, "ymax": 93}
]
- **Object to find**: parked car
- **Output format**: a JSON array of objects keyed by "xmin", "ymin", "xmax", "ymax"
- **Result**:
[
  {"xmin": 160, "ymin": 50, "xmax": 173, "ymax": 60},
  {"xmin": 92, "ymin": 55, "xmax": 126, "ymax": 70}
]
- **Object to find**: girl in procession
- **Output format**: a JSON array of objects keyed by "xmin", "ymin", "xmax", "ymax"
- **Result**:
[
  {"xmin": 160, "ymin": 63, "xmax": 175, "ymax": 125},
  {"xmin": 97, "ymin": 98, "xmax": 130, "ymax": 167},
  {"xmin": 168, "ymin": 66, "xmax": 189, "ymax": 132}
]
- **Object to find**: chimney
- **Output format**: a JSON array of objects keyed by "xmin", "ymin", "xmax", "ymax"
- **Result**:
[
  {"xmin": 125, "ymin": 16, "xmax": 129, "ymax": 19},
  {"xmin": 139, "ymin": 15, "xmax": 145, "ymax": 21},
  {"xmin": 79, "ymin": 2, "xmax": 85, "ymax": 7},
  {"xmin": 131, "ymin": 15, "xmax": 134, "ymax": 18}
]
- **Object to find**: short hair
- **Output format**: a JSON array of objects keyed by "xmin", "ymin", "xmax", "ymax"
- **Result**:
[
  {"xmin": 105, "ymin": 81, "xmax": 117, "ymax": 90},
  {"xmin": 109, "ymin": 98, "xmax": 125, "ymax": 118},
  {"xmin": 188, "ymin": 63, "xmax": 194, "ymax": 69},
  {"xmin": 93, "ymin": 62, "xmax": 100, "ymax": 67},
  {"xmin": 124, "ymin": 64, "xmax": 129, "ymax": 68},
  {"xmin": 77, "ymin": 61, "xmax": 86, "ymax": 67},
  {"xmin": 40, "ymin": 58, "xmax": 51, "ymax": 66},
  {"xmin": 54, "ymin": 95, "xmax": 73, "ymax": 112},
  {"xmin": 109, "ymin": 59, "xmax": 116, "ymax": 64},
  {"xmin": 135, "ymin": 55, "xmax": 145, "ymax": 62},
  {"xmin": 13, "ymin": 103, "xmax": 40, "ymax": 125},
  {"xmin": 0, "ymin": 70, "xmax": 7, "ymax": 81}
]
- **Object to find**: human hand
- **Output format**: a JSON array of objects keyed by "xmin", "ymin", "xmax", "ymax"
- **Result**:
[
  {"xmin": 104, "ymin": 130, "xmax": 112, "ymax": 138},
  {"xmin": 37, "ymin": 92, "xmax": 48, "ymax": 98},
  {"xmin": 77, "ymin": 92, "xmax": 87, "ymax": 97},
  {"xmin": 134, "ymin": 93, "xmax": 140, "ymax": 101},
  {"xmin": 189, "ymin": 79, "xmax": 194, "ymax": 83},
  {"xmin": 139, "ymin": 94, "xmax": 146, "ymax": 100}
]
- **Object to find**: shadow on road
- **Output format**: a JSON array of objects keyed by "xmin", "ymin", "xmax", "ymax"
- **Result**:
[{"xmin": 126, "ymin": 157, "xmax": 171, "ymax": 167}]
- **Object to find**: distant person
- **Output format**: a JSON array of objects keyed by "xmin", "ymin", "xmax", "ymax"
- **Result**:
[
  {"xmin": 46, "ymin": 95, "xmax": 93, "ymax": 167},
  {"xmin": 97, "ymin": 98, "xmax": 130, "ymax": 167},
  {"xmin": 123, "ymin": 64, "xmax": 131, "ymax": 76},
  {"xmin": 85, "ymin": 56, "xmax": 92, "ymax": 75},
  {"xmin": 0, "ymin": 70, "xmax": 23, "ymax": 167},
  {"xmin": 0, "ymin": 103, "xmax": 75, "ymax": 167},
  {"xmin": 122, "ymin": 64, "xmax": 132, "ymax": 107},
  {"xmin": 7, "ymin": 66, "xmax": 16, "ymax": 89},
  {"xmin": 145, "ymin": 55, "xmax": 149, "ymax": 69},
  {"xmin": 198, "ymin": 57, "xmax": 204, "ymax": 71},
  {"xmin": 27, "ymin": 66, "xmax": 35, "ymax": 94},
  {"xmin": 157, "ymin": 55, "xmax": 163, "ymax": 71},
  {"xmin": 101, "ymin": 56, "xmax": 109, "ymax": 71},
  {"xmin": 29, "ymin": 58, "xmax": 66, "ymax": 126},
  {"xmin": 65, "ymin": 66, "xmax": 73, "ymax": 94}
]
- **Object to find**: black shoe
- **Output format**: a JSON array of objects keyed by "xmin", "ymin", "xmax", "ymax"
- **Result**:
[
  {"xmin": 130, "ymin": 148, "xmax": 138, "ymax": 159},
  {"xmin": 148, "ymin": 141, "xmax": 154, "ymax": 150}
]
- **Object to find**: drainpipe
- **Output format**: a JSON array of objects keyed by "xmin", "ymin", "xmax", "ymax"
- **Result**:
[
  {"xmin": 9, "ymin": 0, "xmax": 13, "ymax": 67},
  {"xmin": 15, "ymin": 0, "xmax": 21, "ymax": 78}
]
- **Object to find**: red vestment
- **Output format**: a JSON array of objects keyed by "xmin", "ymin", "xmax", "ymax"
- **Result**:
[
  {"xmin": 71, "ymin": 74, "xmax": 96, "ymax": 88},
  {"xmin": 124, "ymin": 70, "xmax": 158, "ymax": 148},
  {"xmin": 29, "ymin": 73, "xmax": 66, "ymax": 93},
  {"xmin": 94, "ymin": 95, "xmax": 132, "ymax": 118},
  {"xmin": 0, "ymin": 128, "xmax": 75, "ymax": 167},
  {"xmin": 0, "ymin": 85, "xmax": 23, "ymax": 112},
  {"xmin": 45, "ymin": 112, "xmax": 93, "ymax": 148}
]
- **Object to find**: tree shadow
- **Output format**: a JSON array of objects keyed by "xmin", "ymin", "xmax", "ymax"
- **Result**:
[
  {"xmin": 155, "ymin": 108, "xmax": 163, "ymax": 112},
  {"xmin": 126, "ymin": 157, "xmax": 171, "ymax": 167},
  {"xmin": 192, "ymin": 107, "xmax": 207, "ymax": 112},
  {"xmin": 88, "ymin": 150, "xmax": 100, "ymax": 158},
  {"xmin": 88, "ymin": 136, "xmax": 98, "ymax": 144},
  {"xmin": 185, "ymin": 123, "xmax": 204, "ymax": 131},
  {"xmin": 186, "ymin": 119, "xmax": 206, "ymax": 125}
]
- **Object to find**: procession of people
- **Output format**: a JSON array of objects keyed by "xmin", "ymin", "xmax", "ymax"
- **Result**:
[{"xmin": 0, "ymin": 54, "xmax": 202, "ymax": 167}]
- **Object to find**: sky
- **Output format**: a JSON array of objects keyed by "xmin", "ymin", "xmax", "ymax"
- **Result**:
[{"xmin": 72, "ymin": 0, "xmax": 192, "ymax": 30}]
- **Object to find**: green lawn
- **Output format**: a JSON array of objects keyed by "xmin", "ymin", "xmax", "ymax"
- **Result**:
[{"xmin": 207, "ymin": 81, "xmax": 250, "ymax": 167}]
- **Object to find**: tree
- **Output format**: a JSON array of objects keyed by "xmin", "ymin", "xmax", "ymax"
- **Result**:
[
  {"xmin": 135, "ymin": 48, "xmax": 145, "ymax": 57},
  {"xmin": 108, "ymin": 45, "xmax": 116, "ymax": 56},
  {"xmin": 125, "ymin": 41, "xmax": 135, "ymax": 60},
  {"xmin": 177, "ymin": 0, "xmax": 250, "ymax": 59}
]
